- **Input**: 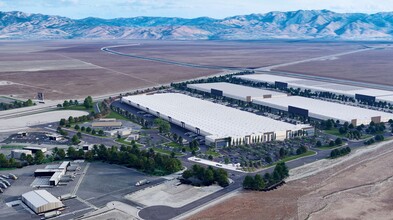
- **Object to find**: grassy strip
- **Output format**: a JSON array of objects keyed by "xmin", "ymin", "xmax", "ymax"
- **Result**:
[
  {"xmin": 115, "ymin": 138, "xmax": 143, "ymax": 147},
  {"xmin": 62, "ymin": 105, "xmax": 92, "ymax": 112},
  {"xmin": 265, "ymin": 151, "xmax": 316, "ymax": 168},
  {"xmin": 0, "ymin": 167, "xmax": 17, "ymax": 171},
  {"xmin": 323, "ymin": 129, "xmax": 345, "ymax": 137},
  {"xmin": 1, "ymin": 145, "xmax": 26, "ymax": 149},
  {"xmin": 105, "ymin": 111, "xmax": 130, "ymax": 121},
  {"xmin": 317, "ymin": 144, "xmax": 345, "ymax": 150},
  {"xmin": 205, "ymin": 149, "xmax": 221, "ymax": 157},
  {"xmin": 152, "ymin": 147, "xmax": 182, "ymax": 156}
]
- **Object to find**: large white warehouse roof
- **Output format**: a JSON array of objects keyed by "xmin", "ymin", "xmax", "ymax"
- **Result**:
[
  {"xmin": 187, "ymin": 82, "xmax": 287, "ymax": 101},
  {"xmin": 122, "ymin": 93, "xmax": 310, "ymax": 145},
  {"xmin": 21, "ymin": 190, "xmax": 64, "ymax": 214},
  {"xmin": 235, "ymin": 74, "xmax": 393, "ymax": 100},
  {"xmin": 253, "ymin": 96, "xmax": 393, "ymax": 126}
]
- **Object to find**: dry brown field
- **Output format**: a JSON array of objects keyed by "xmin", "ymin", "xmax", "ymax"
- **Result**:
[
  {"xmin": 189, "ymin": 140, "xmax": 393, "ymax": 220},
  {"xmin": 274, "ymin": 47, "xmax": 393, "ymax": 86},
  {"xmin": 0, "ymin": 40, "xmax": 389, "ymax": 100},
  {"xmin": 0, "ymin": 41, "xmax": 219, "ymax": 100},
  {"xmin": 112, "ymin": 41, "xmax": 363, "ymax": 68}
]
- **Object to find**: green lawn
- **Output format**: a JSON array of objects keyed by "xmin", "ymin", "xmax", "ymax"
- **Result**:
[
  {"xmin": 165, "ymin": 142, "xmax": 184, "ymax": 148},
  {"xmin": 105, "ymin": 111, "xmax": 129, "ymax": 121},
  {"xmin": 152, "ymin": 147, "xmax": 182, "ymax": 156},
  {"xmin": 205, "ymin": 149, "xmax": 221, "ymax": 157},
  {"xmin": 323, "ymin": 129, "xmax": 345, "ymax": 137},
  {"xmin": 62, "ymin": 105, "xmax": 92, "ymax": 112},
  {"xmin": 0, "ymin": 167, "xmax": 17, "ymax": 171},
  {"xmin": 1, "ymin": 145, "xmax": 26, "ymax": 149},
  {"xmin": 317, "ymin": 144, "xmax": 345, "ymax": 150},
  {"xmin": 265, "ymin": 151, "xmax": 316, "ymax": 168},
  {"xmin": 115, "ymin": 138, "xmax": 143, "ymax": 147}
]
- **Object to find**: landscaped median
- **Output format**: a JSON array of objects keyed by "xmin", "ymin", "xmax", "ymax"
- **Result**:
[{"xmin": 264, "ymin": 150, "xmax": 316, "ymax": 168}]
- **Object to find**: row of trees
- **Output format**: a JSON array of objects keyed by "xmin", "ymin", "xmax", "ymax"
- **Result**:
[
  {"xmin": 0, "ymin": 150, "xmax": 47, "ymax": 169},
  {"xmin": 330, "ymin": 147, "xmax": 351, "ymax": 158},
  {"xmin": 59, "ymin": 99, "xmax": 79, "ymax": 108},
  {"xmin": 67, "ymin": 144, "xmax": 183, "ymax": 175},
  {"xmin": 0, "ymin": 99, "xmax": 34, "ymax": 111},
  {"xmin": 181, "ymin": 164, "xmax": 229, "ymax": 187},
  {"xmin": 74, "ymin": 125, "xmax": 104, "ymax": 136},
  {"xmin": 154, "ymin": 118, "xmax": 171, "ymax": 134},
  {"xmin": 59, "ymin": 115, "xmax": 93, "ymax": 127},
  {"xmin": 366, "ymin": 122, "xmax": 386, "ymax": 134},
  {"xmin": 364, "ymin": 134, "xmax": 385, "ymax": 145},
  {"xmin": 243, "ymin": 162, "xmax": 289, "ymax": 191}
]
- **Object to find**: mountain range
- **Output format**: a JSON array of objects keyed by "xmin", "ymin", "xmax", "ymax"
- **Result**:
[{"xmin": 1, "ymin": 10, "xmax": 393, "ymax": 40}]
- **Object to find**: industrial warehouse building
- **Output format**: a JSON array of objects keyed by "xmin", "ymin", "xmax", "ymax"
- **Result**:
[
  {"xmin": 253, "ymin": 96, "xmax": 393, "ymax": 126},
  {"xmin": 121, "ymin": 93, "xmax": 312, "ymax": 146},
  {"xmin": 34, "ymin": 161, "xmax": 70, "ymax": 186},
  {"xmin": 11, "ymin": 149, "xmax": 32, "ymax": 159},
  {"xmin": 21, "ymin": 190, "xmax": 64, "ymax": 214},
  {"xmin": 187, "ymin": 82, "xmax": 287, "ymax": 102},
  {"xmin": 234, "ymin": 74, "xmax": 393, "ymax": 104}
]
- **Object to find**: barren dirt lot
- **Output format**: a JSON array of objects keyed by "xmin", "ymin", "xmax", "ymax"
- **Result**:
[
  {"xmin": 275, "ymin": 47, "xmax": 393, "ymax": 86},
  {"xmin": 112, "ymin": 41, "xmax": 363, "ymax": 68},
  {"xmin": 0, "ymin": 40, "xmax": 219, "ymax": 100},
  {"xmin": 189, "ymin": 140, "xmax": 393, "ymax": 220},
  {"xmin": 0, "ymin": 40, "xmax": 389, "ymax": 100}
]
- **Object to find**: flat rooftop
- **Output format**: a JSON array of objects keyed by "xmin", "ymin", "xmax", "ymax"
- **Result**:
[
  {"xmin": 235, "ymin": 74, "xmax": 393, "ymax": 98},
  {"xmin": 253, "ymin": 96, "xmax": 393, "ymax": 124},
  {"xmin": 122, "ymin": 93, "xmax": 308, "ymax": 140},
  {"xmin": 187, "ymin": 82, "xmax": 287, "ymax": 101}
]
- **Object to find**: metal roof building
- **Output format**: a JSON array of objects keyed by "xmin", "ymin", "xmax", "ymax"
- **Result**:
[
  {"xmin": 92, "ymin": 121, "xmax": 122, "ymax": 128},
  {"xmin": 187, "ymin": 82, "xmax": 287, "ymax": 102},
  {"xmin": 121, "ymin": 93, "xmax": 312, "ymax": 146},
  {"xmin": 235, "ymin": 74, "xmax": 393, "ymax": 103},
  {"xmin": 253, "ymin": 96, "xmax": 393, "ymax": 126},
  {"xmin": 21, "ymin": 190, "xmax": 64, "ymax": 214}
]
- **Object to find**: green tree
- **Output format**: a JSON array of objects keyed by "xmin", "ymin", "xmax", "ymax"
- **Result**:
[
  {"xmin": 26, "ymin": 154, "xmax": 34, "ymax": 165},
  {"xmin": 34, "ymin": 151, "xmax": 45, "ymax": 164},
  {"xmin": 74, "ymin": 124, "xmax": 80, "ymax": 130},
  {"xmin": 57, "ymin": 149, "xmax": 66, "ymax": 160},
  {"xmin": 335, "ymin": 138, "xmax": 343, "ymax": 146},
  {"xmin": 182, "ymin": 170, "xmax": 193, "ymax": 179},
  {"xmin": 243, "ymin": 175, "xmax": 254, "ymax": 189},
  {"xmin": 71, "ymin": 135, "xmax": 80, "ymax": 145},
  {"xmin": 27, "ymin": 99, "xmax": 33, "ymax": 106},
  {"xmin": 83, "ymin": 96, "xmax": 93, "ymax": 109},
  {"xmin": 253, "ymin": 174, "xmax": 266, "ymax": 191},
  {"xmin": 67, "ymin": 146, "xmax": 77, "ymax": 159},
  {"xmin": 63, "ymin": 100, "xmax": 69, "ymax": 108},
  {"xmin": 59, "ymin": 118, "xmax": 66, "ymax": 126},
  {"xmin": 98, "ymin": 130, "xmax": 104, "ymax": 136}
]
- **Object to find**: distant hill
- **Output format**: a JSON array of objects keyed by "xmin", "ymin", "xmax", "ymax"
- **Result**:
[{"xmin": 1, "ymin": 10, "xmax": 393, "ymax": 40}]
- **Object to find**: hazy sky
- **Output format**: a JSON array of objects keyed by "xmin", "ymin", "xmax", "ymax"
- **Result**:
[{"xmin": 0, "ymin": 0, "xmax": 392, "ymax": 19}]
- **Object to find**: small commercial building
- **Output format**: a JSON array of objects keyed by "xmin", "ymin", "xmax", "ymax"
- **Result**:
[
  {"xmin": 187, "ymin": 82, "xmax": 287, "ymax": 102},
  {"xmin": 253, "ymin": 96, "xmax": 393, "ymax": 126},
  {"xmin": 23, "ymin": 146, "xmax": 47, "ymax": 153},
  {"xmin": 92, "ymin": 121, "xmax": 122, "ymax": 128},
  {"xmin": 46, "ymin": 133, "xmax": 62, "ymax": 141},
  {"xmin": 126, "ymin": 134, "xmax": 140, "ymax": 141},
  {"xmin": 121, "ymin": 93, "xmax": 312, "ymax": 147},
  {"xmin": 11, "ymin": 149, "xmax": 32, "ymax": 159},
  {"xmin": 104, "ymin": 128, "xmax": 132, "ymax": 137},
  {"xmin": 21, "ymin": 190, "xmax": 64, "ymax": 214},
  {"xmin": 34, "ymin": 161, "xmax": 70, "ymax": 186}
]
